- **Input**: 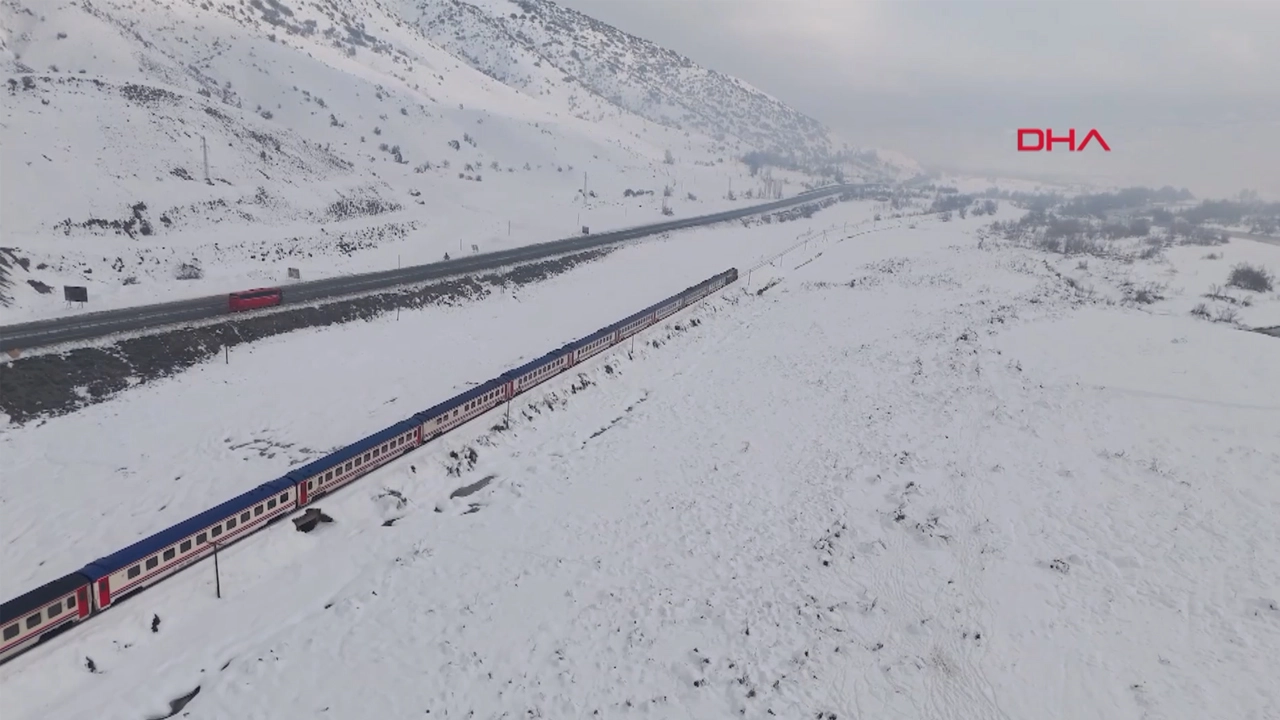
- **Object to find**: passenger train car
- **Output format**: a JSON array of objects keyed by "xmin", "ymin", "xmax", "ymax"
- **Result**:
[{"xmin": 0, "ymin": 268, "xmax": 739, "ymax": 664}]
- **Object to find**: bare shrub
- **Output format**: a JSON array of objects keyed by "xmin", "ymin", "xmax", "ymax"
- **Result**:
[
  {"xmin": 175, "ymin": 261, "xmax": 202, "ymax": 280},
  {"xmin": 1190, "ymin": 303, "xmax": 1211, "ymax": 319},
  {"xmin": 1120, "ymin": 281, "xmax": 1164, "ymax": 305},
  {"xmin": 1034, "ymin": 235, "xmax": 1061, "ymax": 253},
  {"xmin": 1226, "ymin": 262, "xmax": 1274, "ymax": 292},
  {"xmin": 1062, "ymin": 235, "xmax": 1102, "ymax": 256},
  {"xmin": 1213, "ymin": 305, "xmax": 1240, "ymax": 324}
]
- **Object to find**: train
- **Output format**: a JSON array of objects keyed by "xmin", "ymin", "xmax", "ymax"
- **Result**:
[{"xmin": 0, "ymin": 268, "xmax": 740, "ymax": 665}]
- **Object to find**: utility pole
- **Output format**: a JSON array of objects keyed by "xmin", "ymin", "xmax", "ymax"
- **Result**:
[
  {"xmin": 201, "ymin": 135, "xmax": 210, "ymax": 182},
  {"xmin": 213, "ymin": 541, "xmax": 222, "ymax": 599},
  {"xmin": 583, "ymin": 172, "xmax": 588, "ymax": 206}
]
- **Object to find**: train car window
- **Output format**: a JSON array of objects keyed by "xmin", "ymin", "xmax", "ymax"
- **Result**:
[
  {"xmin": 325, "ymin": 470, "xmax": 333, "ymax": 480},
  {"xmin": 211, "ymin": 525, "xmax": 223, "ymax": 538},
  {"xmin": 26, "ymin": 614, "xmax": 40, "ymax": 630},
  {"xmin": 226, "ymin": 518, "xmax": 237, "ymax": 530},
  {"xmin": 354, "ymin": 456, "xmax": 363, "ymax": 467},
  {"xmin": 363, "ymin": 453, "xmax": 371, "ymax": 463},
  {"xmin": 67, "ymin": 597, "xmax": 76, "ymax": 609},
  {"xmin": 48, "ymin": 603, "xmax": 62, "ymax": 619},
  {"xmin": 3, "ymin": 625, "xmax": 17, "ymax": 640},
  {"xmin": 181, "ymin": 540, "xmax": 192, "ymax": 552},
  {"xmin": 128, "ymin": 565, "xmax": 141, "ymax": 578},
  {"xmin": 267, "ymin": 499, "xmax": 277, "ymax": 509},
  {"xmin": 197, "ymin": 532, "xmax": 208, "ymax": 544},
  {"xmin": 146, "ymin": 557, "xmax": 159, "ymax": 570},
  {"xmin": 345, "ymin": 461, "xmax": 353, "ymax": 472},
  {"xmin": 241, "ymin": 511, "xmax": 251, "ymax": 522},
  {"xmin": 254, "ymin": 505, "xmax": 263, "ymax": 516},
  {"xmin": 279, "ymin": 493, "xmax": 288, "ymax": 503},
  {"xmin": 164, "ymin": 548, "xmax": 176, "ymax": 561}
]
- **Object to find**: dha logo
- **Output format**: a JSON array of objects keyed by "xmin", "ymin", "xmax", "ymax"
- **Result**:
[{"xmin": 1017, "ymin": 128, "xmax": 1111, "ymax": 152}]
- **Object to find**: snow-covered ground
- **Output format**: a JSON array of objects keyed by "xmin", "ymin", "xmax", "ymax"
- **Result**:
[
  {"xmin": 1049, "ymin": 235, "xmax": 1280, "ymax": 329},
  {"xmin": 923, "ymin": 171, "xmax": 1081, "ymax": 196},
  {"xmin": 3, "ymin": 207, "xmax": 1277, "ymax": 720},
  {"xmin": 0, "ymin": 199, "xmax": 887, "ymax": 593}
]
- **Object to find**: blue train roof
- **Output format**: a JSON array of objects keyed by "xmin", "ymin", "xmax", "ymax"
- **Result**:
[
  {"xmin": 285, "ymin": 418, "xmax": 421, "ymax": 481},
  {"xmin": 1, "ymin": 571, "xmax": 90, "ymax": 624},
  {"xmin": 80, "ymin": 476, "xmax": 295, "ymax": 579},
  {"xmin": 416, "ymin": 376, "xmax": 508, "ymax": 420},
  {"xmin": 569, "ymin": 326, "xmax": 614, "ymax": 349},
  {"xmin": 501, "ymin": 344, "xmax": 576, "ymax": 381}
]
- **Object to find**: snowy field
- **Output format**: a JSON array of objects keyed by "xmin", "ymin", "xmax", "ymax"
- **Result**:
[
  {"xmin": 1049, "ymin": 236, "xmax": 1280, "ymax": 329},
  {"xmin": 0, "ymin": 199, "xmax": 889, "ymax": 593},
  {"xmin": 4, "ymin": 209, "xmax": 1277, "ymax": 720}
]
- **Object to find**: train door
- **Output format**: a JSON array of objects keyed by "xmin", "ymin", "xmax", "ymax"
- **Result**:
[
  {"xmin": 298, "ymin": 481, "xmax": 309, "ymax": 506},
  {"xmin": 76, "ymin": 586, "xmax": 90, "ymax": 618},
  {"xmin": 96, "ymin": 578, "xmax": 111, "ymax": 609}
]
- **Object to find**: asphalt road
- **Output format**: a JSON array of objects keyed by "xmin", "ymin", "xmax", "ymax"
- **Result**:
[{"xmin": 0, "ymin": 184, "xmax": 869, "ymax": 352}]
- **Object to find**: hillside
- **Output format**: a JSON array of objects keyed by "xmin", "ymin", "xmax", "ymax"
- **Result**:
[
  {"xmin": 0, "ymin": 0, "xmax": 911, "ymax": 321},
  {"xmin": 404, "ymin": 0, "xmax": 896, "ymax": 171}
]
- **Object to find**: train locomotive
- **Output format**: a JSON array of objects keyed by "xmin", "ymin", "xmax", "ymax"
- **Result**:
[{"xmin": 0, "ymin": 268, "xmax": 738, "ymax": 664}]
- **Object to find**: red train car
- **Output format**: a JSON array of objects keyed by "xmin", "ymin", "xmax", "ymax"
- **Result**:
[{"xmin": 228, "ymin": 288, "xmax": 283, "ymax": 313}]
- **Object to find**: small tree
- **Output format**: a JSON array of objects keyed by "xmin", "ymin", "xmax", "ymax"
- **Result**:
[{"xmin": 663, "ymin": 149, "xmax": 674, "ymax": 165}]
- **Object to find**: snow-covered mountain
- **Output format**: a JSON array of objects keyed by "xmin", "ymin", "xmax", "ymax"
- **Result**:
[
  {"xmin": 0, "ymin": 0, "xmax": 913, "ymax": 321},
  {"xmin": 408, "ymin": 0, "xmax": 859, "ymax": 166}
]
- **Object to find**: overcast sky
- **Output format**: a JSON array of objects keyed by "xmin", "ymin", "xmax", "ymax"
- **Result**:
[{"xmin": 553, "ymin": 0, "xmax": 1280, "ymax": 200}]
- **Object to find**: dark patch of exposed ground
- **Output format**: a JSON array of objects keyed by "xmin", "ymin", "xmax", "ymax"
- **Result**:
[
  {"xmin": 144, "ymin": 685, "xmax": 200, "ymax": 720},
  {"xmin": 0, "ymin": 248, "xmax": 613, "ymax": 425}
]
